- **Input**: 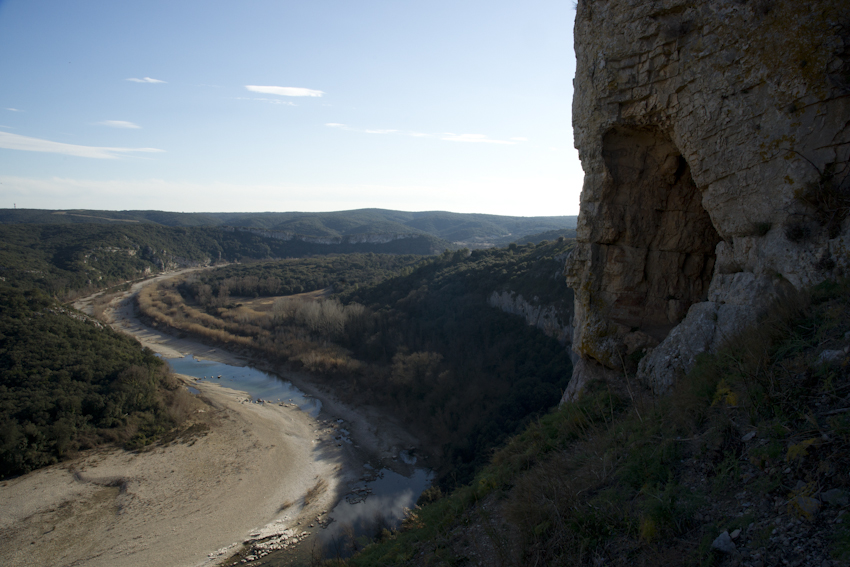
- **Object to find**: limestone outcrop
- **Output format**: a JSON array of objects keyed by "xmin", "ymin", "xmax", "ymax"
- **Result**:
[
  {"xmin": 565, "ymin": 0, "xmax": 850, "ymax": 399},
  {"xmin": 488, "ymin": 290, "xmax": 573, "ymax": 345}
]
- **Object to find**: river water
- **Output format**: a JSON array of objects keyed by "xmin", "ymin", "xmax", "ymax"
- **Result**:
[
  {"xmin": 164, "ymin": 354, "xmax": 432, "ymax": 561},
  {"xmin": 166, "ymin": 354, "xmax": 323, "ymax": 416}
]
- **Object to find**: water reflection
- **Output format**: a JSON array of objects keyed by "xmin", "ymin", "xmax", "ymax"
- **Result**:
[
  {"xmin": 163, "ymin": 354, "xmax": 434, "ymax": 563},
  {"xmin": 320, "ymin": 468, "xmax": 433, "ymax": 558},
  {"xmin": 164, "ymin": 354, "xmax": 322, "ymax": 416}
]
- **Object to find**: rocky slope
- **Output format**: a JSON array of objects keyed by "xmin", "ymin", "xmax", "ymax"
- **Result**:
[{"xmin": 565, "ymin": 0, "xmax": 850, "ymax": 399}]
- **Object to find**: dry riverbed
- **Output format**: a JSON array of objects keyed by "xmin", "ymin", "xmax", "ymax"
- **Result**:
[{"xmin": 0, "ymin": 270, "xmax": 422, "ymax": 567}]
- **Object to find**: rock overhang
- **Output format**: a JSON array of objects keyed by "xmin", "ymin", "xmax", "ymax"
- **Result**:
[{"xmin": 565, "ymin": 0, "xmax": 850, "ymax": 399}]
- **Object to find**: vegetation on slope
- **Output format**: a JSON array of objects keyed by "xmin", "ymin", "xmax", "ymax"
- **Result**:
[
  {"xmin": 0, "ymin": 287, "xmax": 193, "ymax": 479},
  {"xmin": 137, "ymin": 241, "xmax": 576, "ymax": 485},
  {"xmin": 186, "ymin": 253, "xmax": 425, "ymax": 299},
  {"xmin": 337, "ymin": 279, "xmax": 850, "ymax": 567},
  {"xmin": 0, "ymin": 223, "xmax": 445, "ymax": 299},
  {"xmin": 345, "ymin": 239, "xmax": 574, "ymax": 324}
]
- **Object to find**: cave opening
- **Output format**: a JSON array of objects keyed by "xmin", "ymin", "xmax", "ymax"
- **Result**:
[{"xmin": 596, "ymin": 125, "xmax": 721, "ymax": 343}]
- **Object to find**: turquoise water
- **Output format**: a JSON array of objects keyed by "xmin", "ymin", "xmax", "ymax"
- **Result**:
[{"xmin": 165, "ymin": 354, "xmax": 322, "ymax": 417}]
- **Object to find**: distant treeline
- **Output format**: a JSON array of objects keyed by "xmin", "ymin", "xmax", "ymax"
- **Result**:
[
  {"xmin": 0, "ymin": 208, "xmax": 577, "ymax": 244},
  {"xmin": 0, "ymin": 288, "xmax": 191, "ymax": 478},
  {"xmin": 139, "ymin": 239, "xmax": 576, "ymax": 484},
  {"xmin": 0, "ymin": 223, "xmax": 445, "ymax": 299},
  {"xmin": 187, "ymin": 253, "xmax": 425, "ymax": 301}
]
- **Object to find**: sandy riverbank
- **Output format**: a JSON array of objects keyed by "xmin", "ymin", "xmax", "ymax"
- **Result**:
[
  {"xmin": 0, "ymin": 269, "xmax": 423, "ymax": 567},
  {"xmin": 0, "ymin": 374, "xmax": 339, "ymax": 567}
]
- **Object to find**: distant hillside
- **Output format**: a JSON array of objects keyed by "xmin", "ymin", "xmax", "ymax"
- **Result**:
[
  {"xmin": 0, "ymin": 223, "xmax": 446, "ymax": 298},
  {"xmin": 0, "ymin": 208, "xmax": 577, "ymax": 246}
]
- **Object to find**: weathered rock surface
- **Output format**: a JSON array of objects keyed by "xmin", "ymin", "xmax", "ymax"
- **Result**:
[
  {"xmin": 711, "ymin": 530, "xmax": 737, "ymax": 554},
  {"xmin": 565, "ymin": 0, "xmax": 850, "ymax": 399},
  {"xmin": 488, "ymin": 290, "xmax": 573, "ymax": 345}
]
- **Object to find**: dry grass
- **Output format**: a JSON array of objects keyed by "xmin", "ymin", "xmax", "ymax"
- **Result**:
[
  {"xmin": 89, "ymin": 289, "xmax": 127, "ymax": 321},
  {"xmin": 136, "ymin": 278, "xmax": 364, "ymax": 378},
  {"xmin": 304, "ymin": 478, "xmax": 328, "ymax": 507}
]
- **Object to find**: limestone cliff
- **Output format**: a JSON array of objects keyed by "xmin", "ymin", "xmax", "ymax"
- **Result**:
[
  {"xmin": 565, "ymin": 0, "xmax": 850, "ymax": 399},
  {"xmin": 488, "ymin": 290, "xmax": 573, "ymax": 345}
]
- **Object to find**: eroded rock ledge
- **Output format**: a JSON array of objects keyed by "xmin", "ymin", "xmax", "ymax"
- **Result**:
[{"xmin": 565, "ymin": 0, "xmax": 850, "ymax": 400}]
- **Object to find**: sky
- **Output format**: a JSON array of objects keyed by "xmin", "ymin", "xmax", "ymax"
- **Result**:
[{"xmin": 0, "ymin": 0, "xmax": 581, "ymax": 217}]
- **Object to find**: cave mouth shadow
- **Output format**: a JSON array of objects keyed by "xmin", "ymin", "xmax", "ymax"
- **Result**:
[{"xmin": 595, "ymin": 125, "xmax": 721, "ymax": 344}]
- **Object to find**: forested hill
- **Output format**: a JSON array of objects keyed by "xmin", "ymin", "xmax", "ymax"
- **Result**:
[
  {"xmin": 0, "ymin": 223, "xmax": 445, "ymax": 298},
  {"xmin": 0, "ymin": 287, "xmax": 184, "ymax": 478},
  {"xmin": 0, "ymin": 208, "xmax": 576, "ymax": 246}
]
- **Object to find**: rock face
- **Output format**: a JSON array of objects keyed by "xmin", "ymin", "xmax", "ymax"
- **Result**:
[
  {"xmin": 565, "ymin": 0, "xmax": 850, "ymax": 398},
  {"xmin": 488, "ymin": 290, "xmax": 573, "ymax": 345}
]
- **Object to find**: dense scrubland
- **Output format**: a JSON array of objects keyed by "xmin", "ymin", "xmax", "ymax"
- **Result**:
[
  {"xmin": 137, "ymin": 241, "xmax": 576, "ymax": 484},
  {"xmin": 0, "ymin": 287, "xmax": 194, "ymax": 478},
  {"xmin": 185, "ymin": 253, "xmax": 426, "ymax": 299}
]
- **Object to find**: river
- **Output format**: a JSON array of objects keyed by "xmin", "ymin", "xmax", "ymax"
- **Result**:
[{"xmin": 78, "ymin": 270, "xmax": 433, "ymax": 564}]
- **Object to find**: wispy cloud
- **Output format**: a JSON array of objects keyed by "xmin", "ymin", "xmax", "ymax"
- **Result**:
[
  {"xmin": 6, "ymin": 108, "xmax": 23, "ymax": 112},
  {"xmin": 441, "ymin": 133, "xmax": 516, "ymax": 144},
  {"xmin": 236, "ymin": 96, "xmax": 296, "ymax": 106},
  {"xmin": 98, "ymin": 120, "xmax": 141, "ymax": 129},
  {"xmin": 324, "ymin": 123, "xmax": 525, "ymax": 145},
  {"xmin": 0, "ymin": 132, "xmax": 164, "ymax": 159},
  {"xmin": 245, "ymin": 85, "xmax": 324, "ymax": 97},
  {"xmin": 127, "ymin": 77, "xmax": 166, "ymax": 83}
]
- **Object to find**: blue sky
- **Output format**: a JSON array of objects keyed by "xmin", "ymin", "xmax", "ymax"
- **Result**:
[{"xmin": 0, "ymin": 0, "xmax": 581, "ymax": 216}]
